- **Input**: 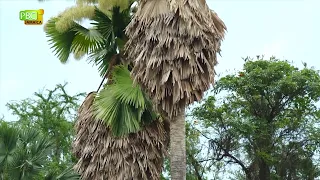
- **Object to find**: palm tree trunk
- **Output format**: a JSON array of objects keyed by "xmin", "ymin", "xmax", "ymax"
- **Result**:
[{"xmin": 170, "ymin": 108, "xmax": 186, "ymax": 180}]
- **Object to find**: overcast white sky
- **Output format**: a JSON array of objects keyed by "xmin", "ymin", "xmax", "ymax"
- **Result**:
[{"xmin": 0, "ymin": 0, "xmax": 319, "ymax": 121}]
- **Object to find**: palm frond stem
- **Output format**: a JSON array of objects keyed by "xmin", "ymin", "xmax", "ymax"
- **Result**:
[
  {"xmin": 96, "ymin": 54, "xmax": 120, "ymax": 92},
  {"xmin": 96, "ymin": 75, "xmax": 107, "ymax": 92}
]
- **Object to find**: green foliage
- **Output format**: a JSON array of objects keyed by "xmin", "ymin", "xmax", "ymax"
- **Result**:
[
  {"xmin": 44, "ymin": 0, "xmax": 143, "ymax": 139},
  {"xmin": 45, "ymin": 17, "xmax": 103, "ymax": 63},
  {"xmin": 0, "ymin": 122, "xmax": 80, "ymax": 180},
  {"xmin": 87, "ymin": 7, "xmax": 117, "ymax": 76},
  {"xmin": 45, "ymin": 3, "xmax": 133, "ymax": 77},
  {"xmin": 0, "ymin": 122, "xmax": 18, "ymax": 179},
  {"xmin": 185, "ymin": 122, "xmax": 210, "ymax": 180},
  {"xmin": 44, "ymin": 166, "xmax": 80, "ymax": 180},
  {"xmin": 214, "ymin": 57, "xmax": 320, "ymax": 115},
  {"xmin": 0, "ymin": 122, "xmax": 54, "ymax": 180},
  {"xmin": 87, "ymin": 4, "xmax": 152, "ymax": 137},
  {"xmin": 5, "ymin": 83, "xmax": 84, "ymax": 179},
  {"xmin": 93, "ymin": 65, "xmax": 157, "ymax": 136},
  {"xmin": 193, "ymin": 57, "xmax": 320, "ymax": 179},
  {"xmin": 88, "ymin": 6, "xmax": 131, "ymax": 77}
]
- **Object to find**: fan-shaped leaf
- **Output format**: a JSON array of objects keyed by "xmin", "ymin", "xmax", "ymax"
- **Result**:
[
  {"xmin": 71, "ymin": 25, "xmax": 104, "ymax": 56},
  {"xmin": 93, "ymin": 65, "xmax": 156, "ymax": 136},
  {"xmin": 110, "ymin": 65, "xmax": 145, "ymax": 108},
  {"xmin": 91, "ymin": 7, "xmax": 114, "ymax": 40},
  {"xmin": 45, "ymin": 17, "xmax": 77, "ymax": 63},
  {"xmin": 93, "ymin": 89, "xmax": 141, "ymax": 136},
  {"xmin": 87, "ymin": 44, "xmax": 116, "ymax": 77},
  {"xmin": 55, "ymin": 166, "xmax": 80, "ymax": 180},
  {"xmin": 0, "ymin": 123, "xmax": 18, "ymax": 167},
  {"xmin": 45, "ymin": 17, "xmax": 103, "ymax": 63}
]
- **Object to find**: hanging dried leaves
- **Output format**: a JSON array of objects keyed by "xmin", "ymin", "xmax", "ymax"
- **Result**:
[
  {"xmin": 72, "ymin": 92, "xmax": 169, "ymax": 180},
  {"xmin": 125, "ymin": 0, "xmax": 226, "ymax": 118}
]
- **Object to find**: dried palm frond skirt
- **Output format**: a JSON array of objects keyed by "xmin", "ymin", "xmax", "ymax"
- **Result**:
[
  {"xmin": 72, "ymin": 92, "xmax": 169, "ymax": 180},
  {"xmin": 125, "ymin": 0, "xmax": 227, "ymax": 118}
]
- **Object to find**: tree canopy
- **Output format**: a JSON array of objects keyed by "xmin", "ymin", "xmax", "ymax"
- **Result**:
[
  {"xmin": 1, "ymin": 57, "xmax": 319, "ymax": 179},
  {"xmin": 1, "ymin": 83, "xmax": 84, "ymax": 180},
  {"xmin": 192, "ymin": 57, "xmax": 320, "ymax": 179}
]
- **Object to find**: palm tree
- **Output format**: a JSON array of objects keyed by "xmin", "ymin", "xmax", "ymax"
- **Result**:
[
  {"xmin": 44, "ymin": 0, "xmax": 169, "ymax": 179},
  {"xmin": 0, "ymin": 122, "xmax": 53, "ymax": 180},
  {"xmin": 0, "ymin": 121, "xmax": 80, "ymax": 180},
  {"xmin": 72, "ymin": 69, "xmax": 168, "ymax": 179},
  {"xmin": 124, "ymin": 0, "xmax": 226, "ymax": 179},
  {"xmin": 44, "ymin": 166, "xmax": 82, "ymax": 180}
]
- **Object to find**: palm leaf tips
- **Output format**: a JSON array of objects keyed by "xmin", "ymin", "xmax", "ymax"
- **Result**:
[{"xmin": 45, "ymin": 17, "xmax": 104, "ymax": 63}]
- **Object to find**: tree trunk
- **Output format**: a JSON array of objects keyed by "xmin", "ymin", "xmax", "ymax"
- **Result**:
[
  {"xmin": 245, "ymin": 173, "xmax": 253, "ymax": 180},
  {"xmin": 170, "ymin": 108, "xmax": 186, "ymax": 180},
  {"xmin": 256, "ymin": 122, "xmax": 272, "ymax": 180},
  {"xmin": 244, "ymin": 168, "xmax": 254, "ymax": 180},
  {"xmin": 258, "ymin": 159, "xmax": 270, "ymax": 180}
]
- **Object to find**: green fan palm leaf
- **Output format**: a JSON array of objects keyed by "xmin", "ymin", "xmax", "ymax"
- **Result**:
[
  {"xmin": 7, "ymin": 149, "xmax": 41, "ymax": 180},
  {"xmin": 0, "ymin": 123, "xmax": 54, "ymax": 180},
  {"xmin": 87, "ymin": 48, "xmax": 114, "ymax": 77},
  {"xmin": 93, "ymin": 90, "xmax": 141, "ymax": 136},
  {"xmin": 93, "ymin": 65, "xmax": 157, "ymax": 136},
  {"xmin": 0, "ymin": 123, "xmax": 18, "ymax": 180},
  {"xmin": 71, "ymin": 26, "xmax": 104, "ymax": 57},
  {"xmin": 91, "ymin": 7, "xmax": 114, "ymax": 41},
  {"xmin": 44, "ymin": 166, "xmax": 80, "ymax": 180},
  {"xmin": 111, "ymin": 65, "xmax": 145, "ymax": 108},
  {"xmin": 10, "ymin": 129, "xmax": 53, "ymax": 180},
  {"xmin": 87, "ymin": 7, "xmax": 117, "ymax": 77},
  {"xmin": 87, "ymin": 6, "xmax": 131, "ymax": 77},
  {"xmin": 45, "ymin": 17, "xmax": 104, "ymax": 63},
  {"xmin": 45, "ymin": 6, "xmax": 131, "ymax": 76},
  {"xmin": 0, "ymin": 123, "xmax": 18, "ymax": 166}
]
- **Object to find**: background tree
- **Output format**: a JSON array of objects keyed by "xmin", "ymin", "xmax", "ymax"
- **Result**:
[
  {"xmin": 0, "ymin": 121, "xmax": 54, "ymax": 180},
  {"xmin": 0, "ymin": 91, "xmax": 79, "ymax": 180},
  {"xmin": 3, "ymin": 84, "xmax": 83, "ymax": 179},
  {"xmin": 124, "ymin": 0, "xmax": 226, "ymax": 178},
  {"xmin": 192, "ymin": 57, "xmax": 320, "ymax": 180}
]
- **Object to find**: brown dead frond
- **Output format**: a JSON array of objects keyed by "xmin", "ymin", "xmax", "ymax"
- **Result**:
[
  {"xmin": 125, "ymin": 0, "xmax": 226, "ymax": 119},
  {"xmin": 72, "ymin": 92, "xmax": 168, "ymax": 180}
]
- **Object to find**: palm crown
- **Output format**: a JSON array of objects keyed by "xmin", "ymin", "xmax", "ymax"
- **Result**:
[
  {"xmin": 44, "ymin": 0, "xmax": 227, "ymax": 179},
  {"xmin": 0, "ymin": 122, "xmax": 79, "ymax": 180},
  {"xmin": 44, "ymin": 0, "xmax": 169, "ymax": 179},
  {"xmin": 45, "ymin": 0, "xmax": 157, "ymax": 136}
]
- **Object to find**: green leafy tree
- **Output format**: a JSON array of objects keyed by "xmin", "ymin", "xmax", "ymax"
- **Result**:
[
  {"xmin": 192, "ymin": 57, "xmax": 320, "ymax": 180},
  {"xmin": 5, "ymin": 83, "xmax": 84, "ymax": 178}
]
